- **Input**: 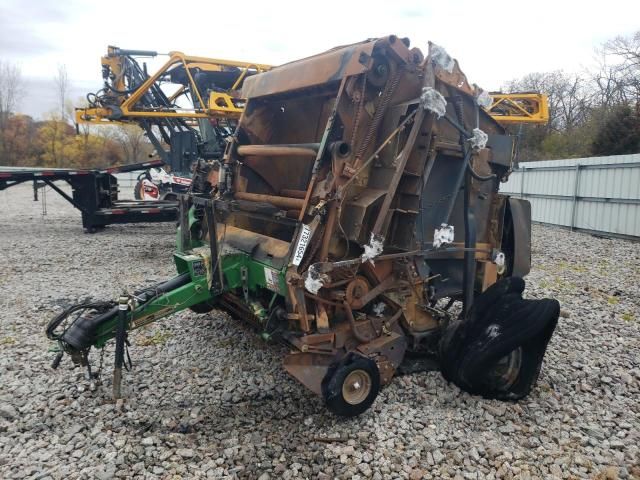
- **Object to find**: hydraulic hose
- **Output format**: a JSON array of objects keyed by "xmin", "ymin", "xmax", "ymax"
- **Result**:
[
  {"xmin": 58, "ymin": 273, "xmax": 191, "ymax": 350},
  {"xmin": 467, "ymin": 163, "xmax": 497, "ymax": 182}
]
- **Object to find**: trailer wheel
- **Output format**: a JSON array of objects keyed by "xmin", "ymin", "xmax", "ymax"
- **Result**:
[
  {"xmin": 134, "ymin": 180, "xmax": 143, "ymax": 200},
  {"xmin": 188, "ymin": 300, "xmax": 217, "ymax": 314},
  {"xmin": 322, "ymin": 355, "xmax": 380, "ymax": 417},
  {"xmin": 162, "ymin": 193, "xmax": 178, "ymax": 202}
]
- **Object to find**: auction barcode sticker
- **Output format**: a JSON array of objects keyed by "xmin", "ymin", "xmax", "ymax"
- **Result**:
[{"xmin": 292, "ymin": 224, "xmax": 312, "ymax": 266}]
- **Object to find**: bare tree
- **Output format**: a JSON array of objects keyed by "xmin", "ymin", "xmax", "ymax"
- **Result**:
[
  {"xmin": 503, "ymin": 70, "xmax": 592, "ymax": 133},
  {"xmin": 54, "ymin": 64, "xmax": 70, "ymax": 122},
  {"xmin": 555, "ymin": 74, "xmax": 592, "ymax": 131},
  {"xmin": 0, "ymin": 61, "xmax": 25, "ymax": 165},
  {"xmin": 116, "ymin": 124, "xmax": 152, "ymax": 163},
  {"xmin": 601, "ymin": 31, "xmax": 640, "ymax": 105},
  {"xmin": 0, "ymin": 60, "xmax": 23, "ymax": 126},
  {"xmin": 590, "ymin": 52, "xmax": 627, "ymax": 109},
  {"xmin": 605, "ymin": 31, "xmax": 640, "ymax": 68}
]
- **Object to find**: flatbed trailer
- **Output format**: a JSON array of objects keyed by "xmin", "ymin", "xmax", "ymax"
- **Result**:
[{"xmin": 0, "ymin": 160, "xmax": 179, "ymax": 232}]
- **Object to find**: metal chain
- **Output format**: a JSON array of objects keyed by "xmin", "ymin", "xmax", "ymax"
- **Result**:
[{"xmin": 349, "ymin": 73, "xmax": 368, "ymax": 150}]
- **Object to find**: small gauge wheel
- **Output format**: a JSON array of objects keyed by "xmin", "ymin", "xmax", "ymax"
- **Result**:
[{"xmin": 322, "ymin": 355, "xmax": 380, "ymax": 417}]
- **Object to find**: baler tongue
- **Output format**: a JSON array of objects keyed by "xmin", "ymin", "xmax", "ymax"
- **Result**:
[{"xmin": 46, "ymin": 270, "xmax": 213, "ymax": 398}]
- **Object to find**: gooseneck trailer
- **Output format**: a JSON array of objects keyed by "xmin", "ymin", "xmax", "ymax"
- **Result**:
[{"xmin": 0, "ymin": 160, "xmax": 178, "ymax": 232}]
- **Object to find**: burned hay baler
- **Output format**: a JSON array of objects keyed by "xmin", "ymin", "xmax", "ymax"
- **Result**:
[{"xmin": 48, "ymin": 36, "xmax": 560, "ymax": 416}]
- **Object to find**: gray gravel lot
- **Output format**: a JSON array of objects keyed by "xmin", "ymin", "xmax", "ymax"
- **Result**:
[{"xmin": 0, "ymin": 183, "xmax": 639, "ymax": 480}]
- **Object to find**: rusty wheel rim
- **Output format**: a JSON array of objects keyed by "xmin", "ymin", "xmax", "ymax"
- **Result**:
[{"xmin": 342, "ymin": 369, "xmax": 372, "ymax": 405}]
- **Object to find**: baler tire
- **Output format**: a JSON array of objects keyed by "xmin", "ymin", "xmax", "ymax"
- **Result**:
[
  {"xmin": 322, "ymin": 355, "xmax": 380, "ymax": 417},
  {"xmin": 439, "ymin": 277, "xmax": 560, "ymax": 401}
]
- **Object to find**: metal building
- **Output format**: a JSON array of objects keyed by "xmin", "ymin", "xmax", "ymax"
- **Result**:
[{"xmin": 500, "ymin": 154, "xmax": 640, "ymax": 240}]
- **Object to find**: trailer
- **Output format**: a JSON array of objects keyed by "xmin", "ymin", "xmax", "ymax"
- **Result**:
[{"xmin": 0, "ymin": 160, "xmax": 178, "ymax": 232}]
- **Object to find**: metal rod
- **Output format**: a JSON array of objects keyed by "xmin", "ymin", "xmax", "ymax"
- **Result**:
[
  {"xmin": 509, "ymin": 191, "xmax": 640, "ymax": 205},
  {"xmin": 205, "ymin": 205, "xmax": 222, "ymax": 293},
  {"xmin": 111, "ymin": 48, "xmax": 158, "ymax": 57},
  {"xmin": 280, "ymin": 189, "xmax": 308, "ymax": 199},
  {"xmin": 113, "ymin": 295, "xmax": 129, "ymax": 400},
  {"xmin": 511, "ymin": 161, "xmax": 640, "ymax": 172},
  {"xmin": 42, "ymin": 179, "xmax": 88, "ymax": 213},
  {"xmin": 319, "ymin": 201, "xmax": 338, "ymax": 261},
  {"xmin": 237, "ymin": 144, "xmax": 320, "ymax": 157},
  {"xmin": 462, "ymin": 173, "xmax": 476, "ymax": 318},
  {"xmin": 313, "ymin": 78, "xmax": 348, "ymax": 174},
  {"xmin": 442, "ymin": 114, "xmax": 470, "ymax": 139},
  {"xmin": 234, "ymin": 191, "xmax": 305, "ymax": 210}
]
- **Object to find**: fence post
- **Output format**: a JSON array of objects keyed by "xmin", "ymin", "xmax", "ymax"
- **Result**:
[
  {"xmin": 520, "ymin": 167, "xmax": 527, "ymax": 198},
  {"xmin": 570, "ymin": 164, "xmax": 581, "ymax": 231}
]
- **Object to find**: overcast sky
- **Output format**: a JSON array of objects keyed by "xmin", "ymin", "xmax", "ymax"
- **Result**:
[{"xmin": 1, "ymin": 0, "xmax": 639, "ymax": 119}]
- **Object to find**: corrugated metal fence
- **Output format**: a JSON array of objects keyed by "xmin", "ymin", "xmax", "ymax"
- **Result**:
[{"xmin": 500, "ymin": 153, "xmax": 640, "ymax": 239}]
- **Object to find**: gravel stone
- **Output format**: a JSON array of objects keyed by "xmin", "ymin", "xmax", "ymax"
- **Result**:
[
  {"xmin": 0, "ymin": 404, "xmax": 18, "ymax": 420},
  {"xmin": 1, "ymin": 184, "xmax": 639, "ymax": 479}
]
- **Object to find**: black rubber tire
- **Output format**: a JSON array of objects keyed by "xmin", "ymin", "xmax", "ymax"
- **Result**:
[
  {"xmin": 322, "ymin": 355, "xmax": 381, "ymax": 417},
  {"xmin": 439, "ymin": 277, "xmax": 560, "ymax": 401},
  {"xmin": 188, "ymin": 300, "xmax": 217, "ymax": 314}
]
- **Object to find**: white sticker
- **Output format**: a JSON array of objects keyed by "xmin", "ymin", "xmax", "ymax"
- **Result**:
[
  {"xmin": 292, "ymin": 224, "xmax": 312, "ymax": 266},
  {"xmin": 264, "ymin": 267, "xmax": 281, "ymax": 293},
  {"xmin": 433, "ymin": 224, "xmax": 455, "ymax": 248}
]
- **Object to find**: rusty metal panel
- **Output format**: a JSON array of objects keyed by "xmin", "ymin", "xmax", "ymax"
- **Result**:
[{"xmin": 241, "ymin": 40, "xmax": 377, "ymax": 98}]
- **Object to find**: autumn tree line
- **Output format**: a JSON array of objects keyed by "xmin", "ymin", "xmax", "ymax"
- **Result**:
[
  {"xmin": 1, "ymin": 31, "xmax": 639, "ymax": 168},
  {"xmin": 0, "ymin": 65, "xmax": 152, "ymax": 169},
  {"xmin": 503, "ymin": 31, "xmax": 640, "ymax": 162}
]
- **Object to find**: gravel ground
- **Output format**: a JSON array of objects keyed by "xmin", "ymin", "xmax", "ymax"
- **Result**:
[{"xmin": 0, "ymin": 183, "xmax": 638, "ymax": 480}]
